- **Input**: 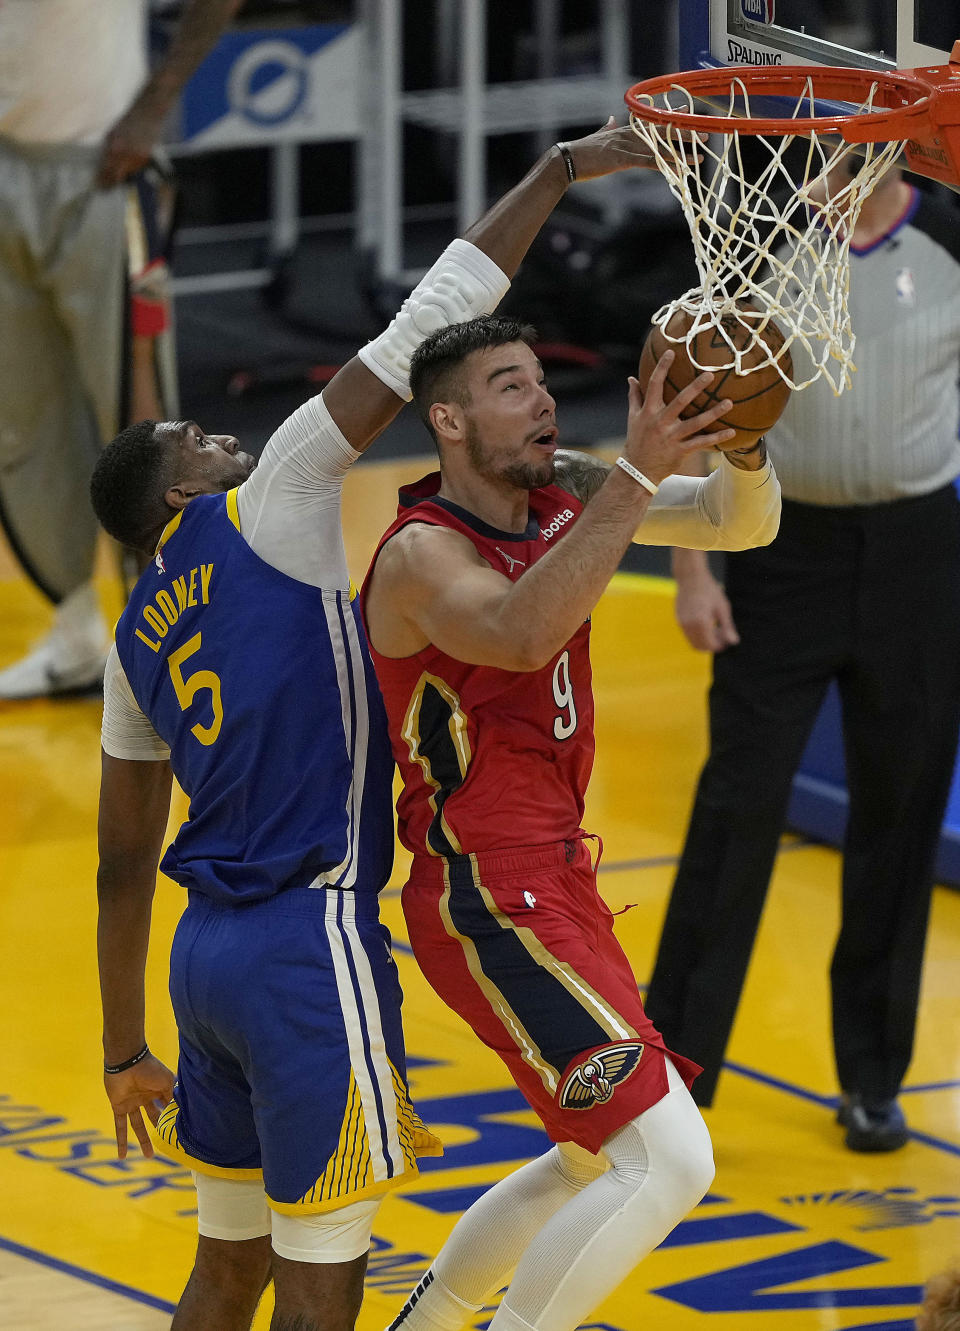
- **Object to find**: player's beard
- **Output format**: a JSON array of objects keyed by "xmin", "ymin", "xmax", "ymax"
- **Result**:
[{"xmin": 465, "ymin": 420, "xmax": 555, "ymax": 491}]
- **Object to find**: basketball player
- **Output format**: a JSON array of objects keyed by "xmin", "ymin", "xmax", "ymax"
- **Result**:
[
  {"xmin": 0, "ymin": 0, "xmax": 242, "ymax": 699},
  {"xmin": 359, "ymin": 317, "xmax": 781, "ymax": 1331},
  {"xmin": 646, "ymin": 161, "xmax": 960, "ymax": 1149},
  {"xmin": 91, "ymin": 126, "xmax": 669, "ymax": 1331}
]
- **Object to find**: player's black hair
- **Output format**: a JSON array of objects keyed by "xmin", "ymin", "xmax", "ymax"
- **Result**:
[
  {"xmin": 409, "ymin": 314, "xmax": 539, "ymax": 446},
  {"xmin": 90, "ymin": 420, "xmax": 176, "ymax": 553}
]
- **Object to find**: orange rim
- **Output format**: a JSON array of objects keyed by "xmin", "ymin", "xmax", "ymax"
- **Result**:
[{"xmin": 625, "ymin": 64, "xmax": 936, "ymax": 142}]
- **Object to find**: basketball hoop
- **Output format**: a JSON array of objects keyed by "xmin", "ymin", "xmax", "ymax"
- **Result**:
[{"xmin": 625, "ymin": 59, "xmax": 960, "ymax": 393}]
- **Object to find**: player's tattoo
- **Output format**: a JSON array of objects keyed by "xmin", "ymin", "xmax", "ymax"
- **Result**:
[{"xmin": 553, "ymin": 449, "xmax": 611, "ymax": 504}]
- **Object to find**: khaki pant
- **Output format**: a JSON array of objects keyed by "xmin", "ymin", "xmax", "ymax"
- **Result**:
[{"xmin": 0, "ymin": 134, "xmax": 125, "ymax": 600}]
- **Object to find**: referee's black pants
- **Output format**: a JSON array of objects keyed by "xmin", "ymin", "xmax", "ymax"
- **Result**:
[{"xmin": 644, "ymin": 486, "xmax": 960, "ymax": 1107}]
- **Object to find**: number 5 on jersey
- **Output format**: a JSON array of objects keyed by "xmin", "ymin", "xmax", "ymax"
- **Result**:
[
  {"xmin": 552, "ymin": 649, "xmax": 578, "ymax": 740},
  {"xmin": 168, "ymin": 632, "xmax": 223, "ymax": 745}
]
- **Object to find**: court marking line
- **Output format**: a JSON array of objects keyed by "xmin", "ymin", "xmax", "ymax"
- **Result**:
[
  {"xmin": 381, "ymin": 837, "xmax": 815, "ymax": 898},
  {"xmin": 593, "ymin": 839, "xmax": 813, "ymax": 875},
  {"xmin": 6, "ymin": 538, "xmax": 952, "ymax": 1314},
  {"xmin": 721, "ymin": 1061, "xmax": 960, "ymax": 1157},
  {"xmin": 0, "ymin": 1234, "xmax": 176, "ymax": 1314},
  {"xmin": 388, "ymin": 945, "xmax": 960, "ymax": 1154},
  {"xmin": 2, "ymin": 1055, "xmax": 958, "ymax": 1323},
  {"xmin": 385, "ymin": 960, "xmax": 960, "ymax": 1155}
]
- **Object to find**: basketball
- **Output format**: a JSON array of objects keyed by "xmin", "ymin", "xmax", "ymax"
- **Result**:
[{"xmin": 637, "ymin": 305, "xmax": 793, "ymax": 450}]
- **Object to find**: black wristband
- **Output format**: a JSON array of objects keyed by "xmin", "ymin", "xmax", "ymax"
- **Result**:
[
  {"xmin": 555, "ymin": 142, "xmax": 577, "ymax": 183},
  {"xmin": 104, "ymin": 1044, "xmax": 150, "ymax": 1075}
]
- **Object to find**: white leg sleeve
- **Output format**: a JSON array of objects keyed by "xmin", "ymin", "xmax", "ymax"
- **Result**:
[
  {"xmin": 194, "ymin": 1172, "xmax": 271, "ymax": 1241},
  {"xmin": 271, "ymin": 1197, "xmax": 381, "ymax": 1264},
  {"xmin": 194, "ymin": 1173, "xmax": 381, "ymax": 1264},
  {"xmin": 488, "ymin": 1058, "xmax": 715, "ymax": 1331},
  {"xmin": 385, "ymin": 1142, "xmax": 607, "ymax": 1330}
]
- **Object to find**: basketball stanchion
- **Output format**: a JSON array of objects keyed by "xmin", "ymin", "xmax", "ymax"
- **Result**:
[{"xmin": 625, "ymin": 51, "xmax": 960, "ymax": 395}]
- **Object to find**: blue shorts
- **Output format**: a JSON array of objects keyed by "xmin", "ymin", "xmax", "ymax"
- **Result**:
[{"xmin": 156, "ymin": 887, "xmax": 440, "ymax": 1214}]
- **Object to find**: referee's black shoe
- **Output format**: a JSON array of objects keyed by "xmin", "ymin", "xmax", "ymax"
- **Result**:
[{"xmin": 837, "ymin": 1093, "xmax": 909, "ymax": 1152}]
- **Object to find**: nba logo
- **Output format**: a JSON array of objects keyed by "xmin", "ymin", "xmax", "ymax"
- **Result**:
[
  {"xmin": 740, "ymin": 0, "xmax": 774, "ymax": 21},
  {"xmin": 895, "ymin": 268, "xmax": 916, "ymax": 306}
]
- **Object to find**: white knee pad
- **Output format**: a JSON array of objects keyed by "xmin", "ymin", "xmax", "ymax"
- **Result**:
[
  {"xmin": 604, "ymin": 1057, "xmax": 715, "ymax": 1206},
  {"xmin": 358, "ymin": 239, "xmax": 510, "ymax": 400},
  {"xmin": 193, "ymin": 1172, "xmax": 271, "ymax": 1241},
  {"xmin": 271, "ymin": 1197, "xmax": 381, "ymax": 1264}
]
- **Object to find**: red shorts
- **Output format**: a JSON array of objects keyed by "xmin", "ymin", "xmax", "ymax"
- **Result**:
[{"xmin": 402, "ymin": 839, "xmax": 701, "ymax": 1154}]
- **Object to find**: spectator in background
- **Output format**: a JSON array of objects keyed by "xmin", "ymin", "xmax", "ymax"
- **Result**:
[
  {"xmin": 0, "ymin": 0, "xmax": 243, "ymax": 699},
  {"xmin": 644, "ymin": 161, "xmax": 960, "ymax": 1151}
]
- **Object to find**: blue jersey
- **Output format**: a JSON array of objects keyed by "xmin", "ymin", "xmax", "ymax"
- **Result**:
[{"xmin": 114, "ymin": 489, "xmax": 394, "ymax": 904}]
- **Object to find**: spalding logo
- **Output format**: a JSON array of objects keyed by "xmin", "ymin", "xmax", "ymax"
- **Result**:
[
  {"xmin": 542, "ymin": 508, "xmax": 575, "ymax": 541},
  {"xmin": 559, "ymin": 1041, "xmax": 645, "ymax": 1109}
]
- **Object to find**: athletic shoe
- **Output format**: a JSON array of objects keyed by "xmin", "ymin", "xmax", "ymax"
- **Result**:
[
  {"xmin": 0, "ymin": 581, "xmax": 109, "ymax": 699},
  {"xmin": 0, "ymin": 637, "xmax": 107, "ymax": 698},
  {"xmin": 836, "ymin": 1093, "xmax": 909, "ymax": 1152}
]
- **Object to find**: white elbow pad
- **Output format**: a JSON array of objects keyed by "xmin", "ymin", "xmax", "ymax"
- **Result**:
[{"xmin": 358, "ymin": 239, "xmax": 510, "ymax": 400}]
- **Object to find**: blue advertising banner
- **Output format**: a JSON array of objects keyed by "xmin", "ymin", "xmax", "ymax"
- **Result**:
[{"xmin": 176, "ymin": 24, "xmax": 360, "ymax": 148}]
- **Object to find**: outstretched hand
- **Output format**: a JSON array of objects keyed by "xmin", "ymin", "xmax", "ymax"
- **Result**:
[
  {"xmin": 562, "ymin": 116, "xmax": 698, "ymax": 181},
  {"xmin": 622, "ymin": 349, "xmax": 736, "ymax": 486},
  {"xmin": 104, "ymin": 1054, "xmax": 176, "ymax": 1158}
]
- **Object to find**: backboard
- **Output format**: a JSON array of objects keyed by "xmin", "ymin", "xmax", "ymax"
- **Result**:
[{"xmin": 679, "ymin": 0, "xmax": 958, "ymax": 74}]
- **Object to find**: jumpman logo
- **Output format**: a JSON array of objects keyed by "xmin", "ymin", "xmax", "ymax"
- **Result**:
[{"xmin": 495, "ymin": 547, "xmax": 526, "ymax": 574}]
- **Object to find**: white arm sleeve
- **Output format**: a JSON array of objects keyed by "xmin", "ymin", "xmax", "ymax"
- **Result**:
[
  {"xmin": 358, "ymin": 239, "xmax": 511, "ymax": 400},
  {"xmin": 235, "ymin": 393, "xmax": 358, "ymax": 589},
  {"xmin": 232, "ymin": 240, "xmax": 509, "ymax": 588},
  {"xmin": 634, "ymin": 457, "xmax": 781, "ymax": 551},
  {"xmin": 101, "ymin": 644, "xmax": 171, "ymax": 761}
]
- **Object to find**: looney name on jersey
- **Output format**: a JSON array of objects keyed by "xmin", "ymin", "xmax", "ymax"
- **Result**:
[
  {"xmin": 541, "ymin": 508, "xmax": 576, "ymax": 542},
  {"xmin": 135, "ymin": 563, "xmax": 214, "ymax": 652}
]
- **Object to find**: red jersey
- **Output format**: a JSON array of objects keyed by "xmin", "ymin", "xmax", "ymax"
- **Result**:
[{"xmin": 361, "ymin": 472, "xmax": 595, "ymax": 859}]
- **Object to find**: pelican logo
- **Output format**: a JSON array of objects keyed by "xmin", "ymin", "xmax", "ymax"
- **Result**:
[
  {"xmin": 559, "ymin": 1042, "xmax": 645, "ymax": 1109},
  {"xmin": 740, "ymin": 0, "xmax": 775, "ymax": 21}
]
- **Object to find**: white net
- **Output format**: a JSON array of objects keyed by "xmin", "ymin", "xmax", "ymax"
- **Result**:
[{"xmin": 629, "ymin": 75, "xmax": 906, "ymax": 393}]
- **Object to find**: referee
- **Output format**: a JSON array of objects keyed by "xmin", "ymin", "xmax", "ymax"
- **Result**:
[{"xmin": 645, "ymin": 162, "xmax": 960, "ymax": 1151}]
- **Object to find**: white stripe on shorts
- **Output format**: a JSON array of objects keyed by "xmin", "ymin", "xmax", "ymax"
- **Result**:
[
  {"xmin": 339, "ymin": 890, "xmax": 403, "ymax": 1168},
  {"xmin": 324, "ymin": 891, "xmax": 403, "ymax": 1181},
  {"xmin": 312, "ymin": 591, "xmax": 369, "ymax": 889}
]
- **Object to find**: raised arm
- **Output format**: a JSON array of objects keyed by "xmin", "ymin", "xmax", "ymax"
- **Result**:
[
  {"xmin": 322, "ymin": 123, "xmax": 663, "ymax": 453},
  {"xmin": 97, "ymin": 0, "xmax": 245, "ymax": 187}
]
